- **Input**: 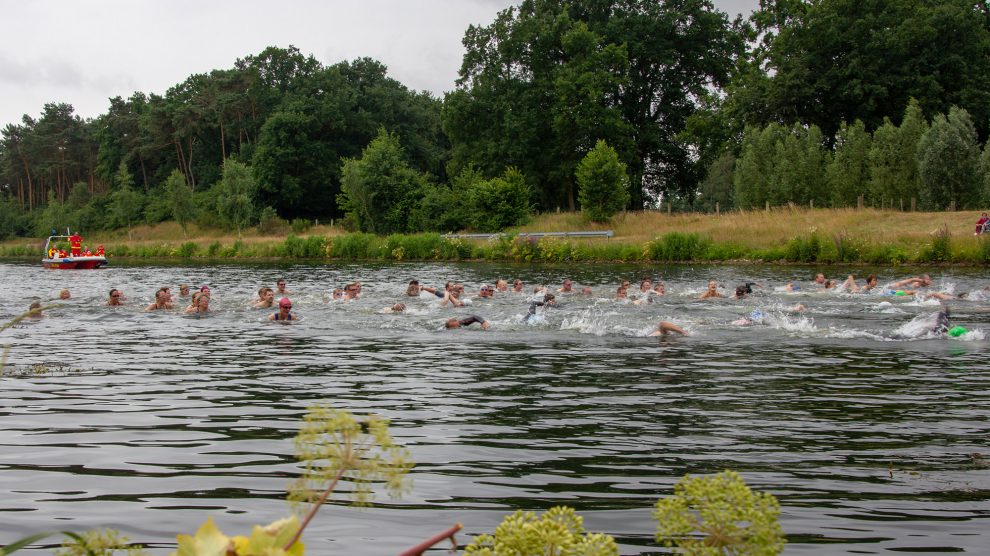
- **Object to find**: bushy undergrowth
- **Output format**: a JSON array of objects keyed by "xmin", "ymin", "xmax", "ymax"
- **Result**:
[{"xmin": 4, "ymin": 228, "xmax": 990, "ymax": 265}]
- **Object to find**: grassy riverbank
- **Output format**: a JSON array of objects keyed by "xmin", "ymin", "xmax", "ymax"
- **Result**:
[{"xmin": 2, "ymin": 208, "xmax": 988, "ymax": 265}]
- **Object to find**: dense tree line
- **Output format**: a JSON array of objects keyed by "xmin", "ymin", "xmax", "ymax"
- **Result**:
[{"xmin": 3, "ymin": 0, "xmax": 990, "ymax": 241}]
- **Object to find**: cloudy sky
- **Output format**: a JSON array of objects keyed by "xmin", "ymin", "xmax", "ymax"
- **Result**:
[{"xmin": 0, "ymin": 0, "xmax": 759, "ymax": 129}]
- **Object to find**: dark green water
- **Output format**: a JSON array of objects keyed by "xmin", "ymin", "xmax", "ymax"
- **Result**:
[{"xmin": 0, "ymin": 261, "xmax": 988, "ymax": 554}]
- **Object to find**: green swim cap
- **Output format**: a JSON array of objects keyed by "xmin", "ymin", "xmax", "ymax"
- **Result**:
[
  {"xmin": 894, "ymin": 290, "xmax": 907, "ymax": 296},
  {"xmin": 947, "ymin": 326, "xmax": 968, "ymax": 337}
]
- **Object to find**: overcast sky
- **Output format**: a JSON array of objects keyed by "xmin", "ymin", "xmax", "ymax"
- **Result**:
[{"xmin": 0, "ymin": 0, "xmax": 759, "ymax": 130}]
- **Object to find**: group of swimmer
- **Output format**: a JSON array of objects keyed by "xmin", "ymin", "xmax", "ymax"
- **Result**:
[{"xmin": 32, "ymin": 272, "xmax": 975, "ymax": 337}]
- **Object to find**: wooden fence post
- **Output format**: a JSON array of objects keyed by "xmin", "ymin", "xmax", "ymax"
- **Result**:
[
  {"xmin": 911, "ymin": 197, "xmax": 916, "ymax": 212},
  {"xmin": 949, "ymin": 200, "xmax": 956, "ymax": 212},
  {"xmin": 715, "ymin": 201, "xmax": 720, "ymax": 216},
  {"xmin": 765, "ymin": 201, "xmax": 770, "ymax": 212},
  {"xmin": 857, "ymin": 195, "xmax": 864, "ymax": 210}
]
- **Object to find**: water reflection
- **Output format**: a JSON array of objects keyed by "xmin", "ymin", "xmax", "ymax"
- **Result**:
[{"xmin": 0, "ymin": 260, "xmax": 988, "ymax": 554}]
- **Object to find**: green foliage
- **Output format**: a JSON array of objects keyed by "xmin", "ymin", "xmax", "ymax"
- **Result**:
[
  {"xmin": 282, "ymin": 235, "xmax": 327, "ymax": 258},
  {"xmin": 868, "ymin": 100, "xmax": 927, "ymax": 206},
  {"xmin": 55, "ymin": 529, "xmax": 148, "ymax": 556},
  {"xmin": 745, "ymin": 0, "xmax": 990, "ymax": 141},
  {"xmin": 645, "ymin": 233, "xmax": 710, "ymax": 262},
  {"xmin": 176, "ymin": 242, "xmax": 198, "ymax": 258},
  {"xmin": 917, "ymin": 225, "xmax": 952, "ymax": 263},
  {"xmin": 110, "ymin": 186, "xmax": 144, "ymax": 240},
  {"xmin": 216, "ymin": 158, "xmax": 257, "ymax": 236},
  {"xmin": 465, "ymin": 506, "xmax": 618, "ymax": 556},
  {"xmin": 697, "ymin": 152, "xmax": 736, "ymax": 212},
  {"xmin": 576, "ymin": 140, "xmax": 630, "ymax": 222},
  {"xmin": 408, "ymin": 165, "xmax": 478, "ymax": 233},
  {"xmin": 165, "ymin": 169, "xmax": 196, "ymax": 233},
  {"xmin": 466, "ymin": 167, "xmax": 532, "ymax": 233},
  {"xmin": 827, "ymin": 120, "xmax": 871, "ymax": 207},
  {"xmin": 917, "ymin": 107, "xmax": 982, "ymax": 211},
  {"xmin": 206, "ymin": 241, "xmax": 222, "ymax": 257},
  {"xmin": 784, "ymin": 231, "xmax": 823, "ymax": 263},
  {"xmin": 328, "ymin": 233, "xmax": 380, "ymax": 259},
  {"xmin": 338, "ymin": 128, "xmax": 426, "ymax": 235},
  {"xmin": 256, "ymin": 206, "xmax": 288, "ymax": 235},
  {"xmin": 290, "ymin": 218, "xmax": 311, "ymax": 234},
  {"xmin": 288, "ymin": 406, "xmax": 412, "ymax": 511},
  {"xmin": 653, "ymin": 470, "xmax": 784, "ymax": 555}
]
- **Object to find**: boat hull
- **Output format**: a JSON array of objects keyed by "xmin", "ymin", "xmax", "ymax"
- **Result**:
[{"xmin": 42, "ymin": 256, "xmax": 108, "ymax": 269}]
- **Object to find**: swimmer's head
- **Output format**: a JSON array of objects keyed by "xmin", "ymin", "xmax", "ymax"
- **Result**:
[
  {"xmin": 544, "ymin": 293, "xmax": 556, "ymax": 304},
  {"xmin": 279, "ymin": 297, "xmax": 292, "ymax": 309},
  {"xmin": 59, "ymin": 289, "xmax": 71, "ymax": 299},
  {"xmin": 444, "ymin": 318, "xmax": 460, "ymax": 329},
  {"xmin": 391, "ymin": 303, "xmax": 405, "ymax": 313},
  {"xmin": 735, "ymin": 285, "xmax": 748, "ymax": 298},
  {"xmin": 750, "ymin": 309, "xmax": 764, "ymax": 321}
]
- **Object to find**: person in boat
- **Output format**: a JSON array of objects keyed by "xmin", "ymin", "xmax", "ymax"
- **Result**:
[
  {"xmin": 275, "ymin": 278, "xmax": 292, "ymax": 295},
  {"xmin": 83, "ymin": 248, "xmax": 92, "ymax": 256},
  {"xmin": 185, "ymin": 292, "xmax": 210, "ymax": 314},
  {"xmin": 254, "ymin": 287, "xmax": 275, "ymax": 308},
  {"xmin": 58, "ymin": 248, "xmax": 68, "ymax": 258},
  {"xmin": 445, "ymin": 315, "xmax": 490, "ymax": 329},
  {"xmin": 146, "ymin": 287, "xmax": 174, "ymax": 311},
  {"xmin": 107, "ymin": 289, "xmax": 124, "ymax": 306},
  {"xmin": 649, "ymin": 321, "xmax": 687, "ymax": 336},
  {"xmin": 69, "ymin": 232, "xmax": 82, "ymax": 256},
  {"xmin": 96, "ymin": 245, "xmax": 105, "ymax": 256},
  {"xmin": 47, "ymin": 246, "xmax": 57, "ymax": 258},
  {"xmin": 269, "ymin": 297, "xmax": 294, "ymax": 321}
]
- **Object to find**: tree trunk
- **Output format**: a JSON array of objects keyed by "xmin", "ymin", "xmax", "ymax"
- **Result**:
[{"xmin": 219, "ymin": 119, "xmax": 227, "ymax": 160}]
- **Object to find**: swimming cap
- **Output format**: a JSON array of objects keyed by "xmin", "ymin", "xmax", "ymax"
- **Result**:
[
  {"xmin": 894, "ymin": 291, "xmax": 907, "ymax": 296},
  {"xmin": 750, "ymin": 309, "xmax": 764, "ymax": 321},
  {"xmin": 279, "ymin": 297, "xmax": 291, "ymax": 308},
  {"xmin": 947, "ymin": 326, "xmax": 968, "ymax": 337}
]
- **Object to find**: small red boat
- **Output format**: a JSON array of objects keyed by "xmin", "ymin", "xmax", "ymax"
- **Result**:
[{"xmin": 42, "ymin": 233, "xmax": 108, "ymax": 269}]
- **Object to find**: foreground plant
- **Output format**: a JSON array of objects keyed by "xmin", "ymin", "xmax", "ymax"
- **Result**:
[
  {"xmin": 464, "ymin": 506, "xmax": 618, "ymax": 556},
  {"xmin": 653, "ymin": 470, "xmax": 784, "ymax": 555}
]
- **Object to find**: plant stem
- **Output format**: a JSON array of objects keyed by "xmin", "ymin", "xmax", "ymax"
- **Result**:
[{"xmin": 396, "ymin": 523, "xmax": 463, "ymax": 556}]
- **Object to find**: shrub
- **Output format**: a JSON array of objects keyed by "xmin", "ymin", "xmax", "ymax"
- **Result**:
[
  {"xmin": 291, "ymin": 218, "xmax": 312, "ymax": 234},
  {"xmin": 329, "ymin": 233, "xmax": 379, "ymax": 259},
  {"xmin": 175, "ymin": 242, "xmax": 199, "ymax": 257},
  {"xmin": 645, "ymin": 232, "xmax": 709, "ymax": 261},
  {"xmin": 257, "ymin": 206, "xmax": 288, "ymax": 235},
  {"xmin": 916, "ymin": 224, "xmax": 951, "ymax": 263},
  {"xmin": 206, "ymin": 241, "xmax": 222, "ymax": 257},
  {"xmin": 576, "ymin": 140, "xmax": 630, "ymax": 222},
  {"xmin": 466, "ymin": 167, "xmax": 532, "ymax": 232}
]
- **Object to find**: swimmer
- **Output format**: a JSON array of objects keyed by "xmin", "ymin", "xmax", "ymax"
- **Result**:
[
  {"xmin": 889, "ymin": 275, "xmax": 932, "ymax": 289},
  {"xmin": 27, "ymin": 301, "xmax": 44, "ymax": 318},
  {"xmin": 557, "ymin": 279, "xmax": 575, "ymax": 293},
  {"xmin": 330, "ymin": 288, "xmax": 344, "ymax": 300},
  {"xmin": 699, "ymin": 280, "xmax": 726, "ymax": 299},
  {"xmin": 785, "ymin": 282, "xmax": 801, "ymax": 292},
  {"xmin": 525, "ymin": 293, "xmax": 557, "ymax": 321},
  {"xmin": 925, "ymin": 291, "xmax": 968, "ymax": 301},
  {"xmin": 581, "ymin": 287, "xmax": 593, "ymax": 296},
  {"xmin": 841, "ymin": 274, "xmax": 878, "ymax": 293},
  {"xmin": 343, "ymin": 282, "xmax": 361, "ymax": 300},
  {"xmin": 445, "ymin": 315, "xmax": 490, "ymax": 330},
  {"xmin": 269, "ymin": 297, "xmax": 294, "ymax": 321},
  {"xmin": 616, "ymin": 286, "xmax": 629, "ymax": 300},
  {"xmin": 734, "ymin": 285, "xmax": 749, "ymax": 299},
  {"xmin": 406, "ymin": 280, "xmax": 422, "ymax": 296},
  {"xmin": 275, "ymin": 278, "xmax": 292, "ymax": 295},
  {"xmin": 478, "ymin": 285, "xmax": 495, "ymax": 298},
  {"xmin": 495, "ymin": 279, "xmax": 508, "ymax": 292},
  {"xmin": 813, "ymin": 273, "xmax": 827, "ymax": 286},
  {"xmin": 146, "ymin": 287, "xmax": 174, "ymax": 311},
  {"xmin": 652, "ymin": 282, "xmax": 665, "ymax": 296},
  {"xmin": 932, "ymin": 304, "xmax": 968, "ymax": 337},
  {"xmin": 732, "ymin": 309, "xmax": 767, "ymax": 326},
  {"xmin": 253, "ymin": 287, "xmax": 275, "ymax": 308},
  {"xmin": 58, "ymin": 289, "xmax": 71, "ymax": 300},
  {"xmin": 185, "ymin": 293, "xmax": 210, "ymax": 314},
  {"xmin": 648, "ymin": 321, "xmax": 687, "ymax": 336},
  {"xmin": 107, "ymin": 289, "xmax": 124, "ymax": 306},
  {"xmin": 512, "ymin": 279, "xmax": 524, "ymax": 293},
  {"xmin": 638, "ymin": 278, "xmax": 652, "ymax": 293},
  {"xmin": 178, "ymin": 284, "xmax": 191, "ymax": 297},
  {"xmin": 382, "ymin": 303, "xmax": 405, "ymax": 314},
  {"xmin": 442, "ymin": 286, "xmax": 465, "ymax": 307}
]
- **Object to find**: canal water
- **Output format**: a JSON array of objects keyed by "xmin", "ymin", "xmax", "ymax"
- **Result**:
[{"xmin": 0, "ymin": 260, "xmax": 988, "ymax": 554}]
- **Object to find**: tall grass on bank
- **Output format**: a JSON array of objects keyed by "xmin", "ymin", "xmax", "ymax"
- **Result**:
[{"xmin": 2, "ymin": 208, "xmax": 988, "ymax": 265}]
